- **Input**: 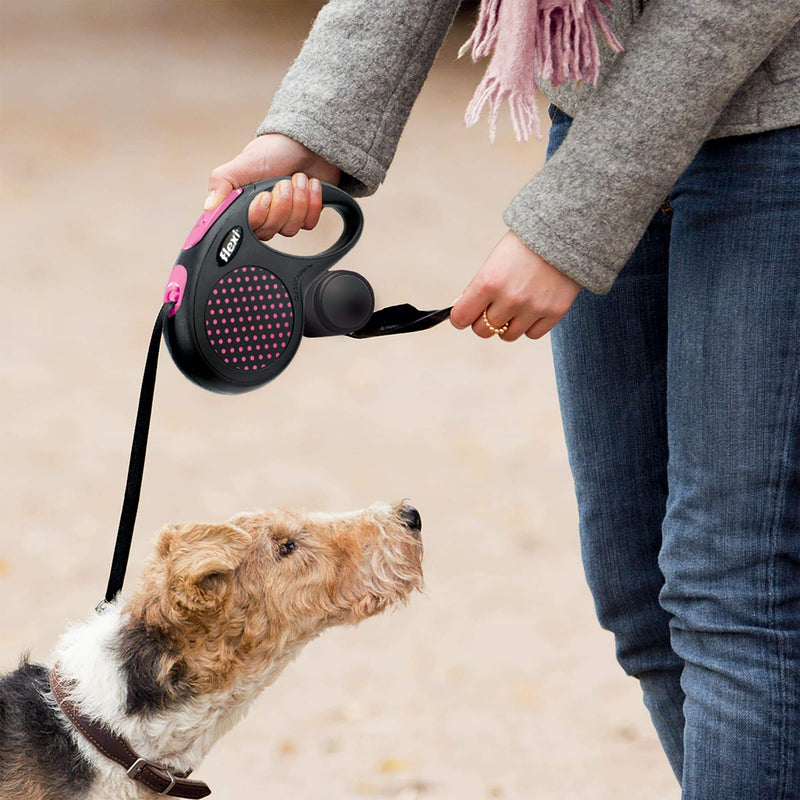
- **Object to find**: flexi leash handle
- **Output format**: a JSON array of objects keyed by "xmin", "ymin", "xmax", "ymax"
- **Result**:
[
  {"xmin": 162, "ymin": 178, "xmax": 453, "ymax": 394},
  {"xmin": 164, "ymin": 179, "xmax": 365, "ymax": 394},
  {"xmin": 100, "ymin": 302, "xmax": 173, "ymax": 609}
]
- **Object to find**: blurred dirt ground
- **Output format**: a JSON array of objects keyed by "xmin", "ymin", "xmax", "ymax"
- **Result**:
[{"xmin": 0, "ymin": 2, "xmax": 677, "ymax": 798}]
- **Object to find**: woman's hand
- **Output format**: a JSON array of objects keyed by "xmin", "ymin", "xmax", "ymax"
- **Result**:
[
  {"xmin": 204, "ymin": 134, "xmax": 341, "ymax": 240},
  {"xmin": 450, "ymin": 230, "xmax": 582, "ymax": 340}
]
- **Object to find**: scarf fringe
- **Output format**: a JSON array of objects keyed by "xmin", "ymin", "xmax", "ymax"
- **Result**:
[
  {"xmin": 464, "ymin": 75, "xmax": 542, "ymax": 143},
  {"xmin": 458, "ymin": 0, "xmax": 502, "ymax": 61},
  {"xmin": 461, "ymin": 0, "xmax": 623, "ymax": 141}
]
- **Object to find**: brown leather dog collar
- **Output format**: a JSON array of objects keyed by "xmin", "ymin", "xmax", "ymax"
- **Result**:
[{"xmin": 49, "ymin": 667, "xmax": 211, "ymax": 798}]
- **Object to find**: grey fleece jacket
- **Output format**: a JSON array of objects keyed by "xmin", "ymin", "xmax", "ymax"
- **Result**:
[{"xmin": 259, "ymin": 0, "xmax": 800, "ymax": 294}]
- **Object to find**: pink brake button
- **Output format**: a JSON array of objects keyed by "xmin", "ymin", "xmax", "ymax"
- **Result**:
[
  {"xmin": 163, "ymin": 264, "xmax": 188, "ymax": 317},
  {"xmin": 182, "ymin": 188, "xmax": 243, "ymax": 250}
]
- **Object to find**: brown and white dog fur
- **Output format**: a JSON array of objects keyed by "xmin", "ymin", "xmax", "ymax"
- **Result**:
[{"xmin": 0, "ymin": 502, "xmax": 423, "ymax": 800}]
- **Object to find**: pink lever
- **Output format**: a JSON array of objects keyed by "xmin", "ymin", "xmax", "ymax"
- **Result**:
[{"xmin": 182, "ymin": 188, "xmax": 243, "ymax": 250}]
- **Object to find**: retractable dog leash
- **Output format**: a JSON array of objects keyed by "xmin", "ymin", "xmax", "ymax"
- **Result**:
[{"xmin": 100, "ymin": 178, "xmax": 451, "ymax": 607}]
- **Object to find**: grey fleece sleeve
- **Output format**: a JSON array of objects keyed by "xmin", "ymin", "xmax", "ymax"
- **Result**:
[
  {"xmin": 257, "ymin": 0, "xmax": 461, "ymax": 197},
  {"xmin": 504, "ymin": 0, "xmax": 800, "ymax": 294}
]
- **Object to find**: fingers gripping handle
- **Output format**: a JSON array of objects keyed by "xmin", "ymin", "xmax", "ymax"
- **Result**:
[
  {"xmin": 181, "ymin": 178, "xmax": 363, "ymax": 278},
  {"xmin": 238, "ymin": 178, "xmax": 364, "ymax": 276}
]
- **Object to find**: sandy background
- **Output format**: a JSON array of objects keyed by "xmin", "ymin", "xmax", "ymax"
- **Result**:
[{"xmin": 0, "ymin": 2, "xmax": 677, "ymax": 798}]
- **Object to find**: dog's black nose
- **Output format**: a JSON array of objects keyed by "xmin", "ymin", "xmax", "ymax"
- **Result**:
[{"xmin": 398, "ymin": 504, "xmax": 422, "ymax": 532}]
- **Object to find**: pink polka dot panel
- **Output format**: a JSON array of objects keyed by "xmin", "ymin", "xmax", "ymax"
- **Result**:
[{"xmin": 204, "ymin": 266, "xmax": 295, "ymax": 372}]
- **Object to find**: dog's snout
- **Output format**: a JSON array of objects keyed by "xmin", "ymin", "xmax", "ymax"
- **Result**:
[{"xmin": 398, "ymin": 504, "xmax": 422, "ymax": 532}]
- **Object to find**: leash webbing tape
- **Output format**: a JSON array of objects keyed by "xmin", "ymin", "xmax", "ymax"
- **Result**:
[
  {"xmin": 348, "ymin": 304, "xmax": 452, "ymax": 339},
  {"xmin": 99, "ymin": 298, "xmax": 449, "ymax": 608},
  {"xmin": 102, "ymin": 302, "xmax": 173, "ymax": 606}
]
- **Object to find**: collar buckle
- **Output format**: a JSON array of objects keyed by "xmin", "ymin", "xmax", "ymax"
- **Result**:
[{"xmin": 127, "ymin": 756, "xmax": 177, "ymax": 795}]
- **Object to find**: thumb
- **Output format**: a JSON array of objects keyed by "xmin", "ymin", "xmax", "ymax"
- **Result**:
[{"xmin": 204, "ymin": 150, "xmax": 264, "ymax": 211}]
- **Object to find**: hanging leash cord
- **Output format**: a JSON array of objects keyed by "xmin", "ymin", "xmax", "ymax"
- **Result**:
[
  {"xmin": 99, "ymin": 301, "xmax": 173, "ymax": 610},
  {"xmin": 97, "ymin": 299, "xmax": 450, "ymax": 611}
]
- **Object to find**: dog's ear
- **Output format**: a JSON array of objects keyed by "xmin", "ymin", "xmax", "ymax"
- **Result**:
[{"xmin": 156, "ymin": 522, "xmax": 252, "ymax": 615}]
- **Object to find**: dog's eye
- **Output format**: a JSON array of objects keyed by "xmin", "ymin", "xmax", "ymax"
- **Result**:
[{"xmin": 278, "ymin": 540, "xmax": 297, "ymax": 558}]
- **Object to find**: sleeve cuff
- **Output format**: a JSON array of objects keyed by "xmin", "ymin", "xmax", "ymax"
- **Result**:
[
  {"xmin": 257, "ymin": 112, "xmax": 389, "ymax": 197},
  {"xmin": 503, "ymin": 197, "xmax": 619, "ymax": 295}
]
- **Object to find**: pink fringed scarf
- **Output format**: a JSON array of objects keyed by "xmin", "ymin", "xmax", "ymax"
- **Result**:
[{"xmin": 460, "ymin": 0, "xmax": 623, "ymax": 141}]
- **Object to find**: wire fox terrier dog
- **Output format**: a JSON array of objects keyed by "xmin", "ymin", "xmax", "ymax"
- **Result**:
[{"xmin": 0, "ymin": 502, "xmax": 423, "ymax": 799}]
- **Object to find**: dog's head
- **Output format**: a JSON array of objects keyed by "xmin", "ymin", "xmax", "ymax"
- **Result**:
[{"xmin": 120, "ymin": 502, "xmax": 422, "ymax": 707}]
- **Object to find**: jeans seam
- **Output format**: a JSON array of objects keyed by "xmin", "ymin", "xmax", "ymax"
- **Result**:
[{"xmin": 767, "ymin": 332, "xmax": 800, "ymax": 799}]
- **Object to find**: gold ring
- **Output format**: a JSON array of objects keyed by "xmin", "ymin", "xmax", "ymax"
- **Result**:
[{"xmin": 483, "ymin": 309, "xmax": 510, "ymax": 336}]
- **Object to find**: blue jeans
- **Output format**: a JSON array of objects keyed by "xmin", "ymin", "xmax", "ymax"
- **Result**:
[{"xmin": 547, "ymin": 109, "xmax": 800, "ymax": 798}]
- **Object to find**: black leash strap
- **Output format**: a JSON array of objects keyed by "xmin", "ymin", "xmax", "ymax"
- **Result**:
[
  {"xmin": 97, "ymin": 298, "xmax": 447, "ymax": 610},
  {"xmin": 349, "ymin": 304, "xmax": 452, "ymax": 339},
  {"xmin": 100, "ymin": 302, "xmax": 173, "ymax": 610}
]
